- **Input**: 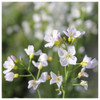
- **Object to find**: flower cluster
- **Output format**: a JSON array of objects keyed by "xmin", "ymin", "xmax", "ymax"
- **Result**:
[{"xmin": 3, "ymin": 27, "xmax": 98, "ymax": 98}]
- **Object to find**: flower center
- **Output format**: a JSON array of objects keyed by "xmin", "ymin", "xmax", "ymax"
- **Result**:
[
  {"xmin": 56, "ymin": 77, "xmax": 60, "ymax": 82},
  {"xmin": 8, "ymin": 64, "xmax": 13, "ymax": 68},
  {"xmin": 32, "ymin": 82, "xmax": 36, "ymax": 85},
  {"xmin": 78, "ymin": 72, "xmax": 83, "ymax": 77},
  {"xmin": 81, "ymin": 62, "xmax": 87, "ymax": 66},
  {"xmin": 65, "ymin": 54, "xmax": 71, "ymax": 58}
]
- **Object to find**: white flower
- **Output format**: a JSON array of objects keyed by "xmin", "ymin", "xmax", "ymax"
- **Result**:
[
  {"xmin": 44, "ymin": 30, "xmax": 61, "ymax": 48},
  {"xmin": 3, "ymin": 57, "xmax": 15, "ymax": 74},
  {"xmin": 38, "ymin": 72, "xmax": 48, "ymax": 83},
  {"xmin": 58, "ymin": 46, "xmax": 77, "ymax": 66},
  {"xmin": 50, "ymin": 72, "xmax": 63, "ymax": 88},
  {"xmin": 56, "ymin": 88, "xmax": 62, "ymax": 95},
  {"xmin": 4, "ymin": 72, "xmax": 18, "ymax": 82},
  {"xmin": 78, "ymin": 68, "xmax": 89, "ymax": 78},
  {"xmin": 63, "ymin": 28, "xmax": 85, "ymax": 42},
  {"xmin": 28, "ymin": 80, "xmax": 40, "ymax": 90},
  {"xmin": 80, "ymin": 80, "xmax": 88, "ymax": 90},
  {"xmin": 81, "ymin": 55, "xmax": 98, "ymax": 69},
  {"xmin": 32, "ymin": 53, "xmax": 48, "ymax": 69},
  {"xmin": 24, "ymin": 45, "xmax": 42, "ymax": 59}
]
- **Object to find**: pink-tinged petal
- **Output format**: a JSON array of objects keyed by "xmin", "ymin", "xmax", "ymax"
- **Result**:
[
  {"xmin": 60, "ymin": 57, "xmax": 68, "ymax": 66},
  {"xmin": 68, "ymin": 56, "xmax": 77, "ymax": 65},
  {"xmin": 50, "ymin": 78, "xmax": 56, "ymax": 85},
  {"xmin": 24, "ymin": 49, "xmax": 29, "ymax": 55},
  {"xmin": 68, "ymin": 46, "xmax": 76, "ymax": 56},
  {"xmin": 34, "ymin": 50, "xmax": 42, "ymax": 55},
  {"xmin": 83, "ymin": 72, "xmax": 89, "ymax": 78},
  {"xmin": 83, "ymin": 55, "xmax": 91, "ymax": 63},
  {"xmin": 63, "ymin": 31, "xmax": 70, "ymax": 37}
]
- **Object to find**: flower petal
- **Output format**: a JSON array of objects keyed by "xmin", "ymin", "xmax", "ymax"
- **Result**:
[
  {"xmin": 83, "ymin": 55, "xmax": 91, "ymax": 63},
  {"xmin": 44, "ymin": 42, "xmax": 54, "ymax": 48},
  {"xmin": 32, "ymin": 61, "xmax": 39, "ymax": 67},
  {"xmin": 68, "ymin": 46, "xmax": 76, "ymax": 56},
  {"xmin": 68, "ymin": 56, "xmax": 77, "ymax": 65},
  {"xmin": 34, "ymin": 50, "xmax": 42, "ymax": 55},
  {"xmin": 60, "ymin": 57, "xmax": 68, "ymax": 66}
]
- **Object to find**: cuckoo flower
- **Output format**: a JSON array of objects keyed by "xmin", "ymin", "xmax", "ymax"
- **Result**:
[
  {"xmin": 63, "ymin": 28, "xmax": 85, "ymax": 42},
  {"xmin": 44, "ymin": 30, "xmax": 62, "ymax": 48},
  {"xmin": 3, "ymin": 57, "xmax": 15, "ymax": 74},
  {"xmin": 4, "ymin": 72, "xmax": 19, "ymax": 82},
  {"xmin": 50, "ymin": 72, "xmax": 63, "ymax": 88},
  {"xmin": 28, "ymin": 80, "xmax": 40, "ymax": 90},
  {"xmin": 58, "ymin": 46, "xmax": 77, "ymax": 66},
  {"xmin": 32, "ymin": 53, "xmax": 48, "ymax": 69},
  {"xmin": 80, "ymin": 80, "xmax": 88, "ymax": 90},
  {"xmin": 80, "ymin": 55, "xmax": 98, "ymax": 69},
  {"xmin": 24, "ymin": 45, "xmax": 42, "ymax": 59},
  {"xmin": 78, "ymin": 68, "xmax": 88, "ymax": 78}
]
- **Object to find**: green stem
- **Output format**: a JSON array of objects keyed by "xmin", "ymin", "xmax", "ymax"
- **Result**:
[
  {"xmin": 37, "ymin": 88, "xmax": 41, "ymax": 98},
  {"xmin": 28, "ymin": 59, "xmax": 31, "ymax": 71},
  {"xmin": 61, "ymin": 85, "xmax": 65, "ymax": 98},
  {"xmin": 19, "ymin": 74, "xmax": 31, "ymax": 77},
  {"xmin": 37, "ymin": 69, "xmax": 41, "ymax": 80},
  {"xmin": 72, "ymin": 84, "xmax": 80, "ymax": 86}
]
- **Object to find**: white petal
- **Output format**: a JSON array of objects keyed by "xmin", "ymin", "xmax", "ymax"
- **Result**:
[
  {"xmin": 33, "ymin": 81, "xmax": 40, "ymax": 90},
  {"xmin": 68, "ymin": 46, "xmax": 76, "ymax": 56},
  {"xmin": 3, "ymin": 69, "xmax": 12, "ymax": 74},
  {"xmin": 53, "ymin": 30, "xmax": 58, "ymax": 39},
  {"xmin": 63, "ymin": 31, "xmax": 70, "ymax": 37},
  {"xmin": 74, "ymin": 31, "xmax": 81, "ymax": 38},
  {"xmin": 44, "ymin": 35, "xmax": 52, "ymax": 42},
  {"xmin": 68, "ymin": 56, "xmax": 77, "ymax": 65},
  {"xmin": 24, "ymin": 49, "xmax": 30, "ymax": 55},
  {"xmin": 58, "ymin": 91, "xmax": 62, "ymax": 95},
  {"xmin": 50, "ymin": 72, "xmax": 57, "ymax": 79},
  {"xmin": 38, "ymin": 53, "xmax": 48, "ymax": 62},
  {"xmin": 83, "ymin": 72, "xmax": 89, "ymax": 78},
  {"xmin": 41, "ymin": 61, "xmax": 48, "ymax": 66},
  {"xmin": 44, "ymin": 42, "xmax": 54, "ymax": 48},
  {"xmin": 81, "ymin": 67, "xmax": 86, "ymax": 72},
  {"xmin": 60, "ymin": 57, "xmax": 68, "ymax": 66},
  {"xmin": 32, "ymin": 61, "xmax": 39, "ymax": 67},
  {"xmin": 83, "ymin": 55, "xmax": 91, "ymax": 63},
  {"xmin": 34, "ymin": 50, "xmax": 42, "ymax": 55},
  {"xmin": 58, "ymin": 48, "xmax": 68, "ymax": 58},
  {"xmin": 4, "ymin": 72, "xmax": 14, "ymax": 82},
  {"xmin": 50, "ymin": 78, "xmax": 57, "ymax": 85},
  {"xmin": 39, "ymin": 72, "xmax": 48, "ymax": 82}
]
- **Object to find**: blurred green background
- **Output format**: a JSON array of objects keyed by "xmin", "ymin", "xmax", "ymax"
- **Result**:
[{"xmin": 2, "ymin": 2, "xmax": 98, "ymax": 98}]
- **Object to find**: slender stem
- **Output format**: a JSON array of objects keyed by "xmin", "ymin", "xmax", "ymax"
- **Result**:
[
  {"xmin": 28, "ymin": 59, "xmax": 31, "ymax": 71},
  {"xmin": 72, "ymin": 84, "xmax": 80, "ymax": 86},
  {"xmin": 61, "ymin": 85, "xmax": 65, "ymax": 98},
  {"xmin": 37, "ymin": 88, "xmax": 41, "ymax": 98},
  {"xmin": 37, "ymin": 69, "xmax": 41, "ymax": 80},
  {"xmin": 19, "ymin": 74, "xmax": 31, "ymax": 77},
  {"xmin": 65, "ymin": 66, "xmax": 67, "ymax": 81}
]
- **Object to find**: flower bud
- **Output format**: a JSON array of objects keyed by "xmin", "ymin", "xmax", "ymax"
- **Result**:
[
  {"xmin": 20, "ymin": 56, "xmax": 23, "ymax": 62},
  {"xmin": 48, "ymin": 57, "xmax": 53, "ymax": 61},
  {"xmin": 11, "ymin": 55, "xmax": 18, "ymax": 63},
  {"xmin": 38, "ymin": 65, "xmax": 43, "ymax": 70},
  {"xmin": 29, "ymin": 53, "xmax": 34, "ymax": 60},
  {"xmin": 14, "ymin": 74, "xmax": 19, "ymax": 78},
  {"xmin": 13, "ymin": 65, "xmax": 18, "ymax": 70}
]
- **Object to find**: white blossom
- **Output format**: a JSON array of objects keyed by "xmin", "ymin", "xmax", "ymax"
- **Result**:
[
  {"xmin": 58, "ymin": 46, "xmax": 77, "ymax": 66},
  {"xmin": 3, "ymin": 57, "xmax": 15, "ymax": 74},
  {"xmin": 81, "ymin": 55, "xmax": 98, "ymax": 69},
  {"xmin": 50, "ymin": 72, "xmax": 63, "ymax": 88}
]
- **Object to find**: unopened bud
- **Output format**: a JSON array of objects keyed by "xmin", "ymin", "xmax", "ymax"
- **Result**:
[
  {"xmin": 11, "ymin": 55, "xmax": 18, "ymax": 63},
  {"xmin": 48, "ymin": 57, "xmax": 53, "ymax": 61},
  {"xmin": 13, "ymin": 66, "xmax": 18, "ymax": 70},
  {"xmin": 20, "ymin": 56, "xmax": 23, "ymax": 62},
  {"xmin": 14, "ymin": 74, "xmax": 19, "ymax": 78}
]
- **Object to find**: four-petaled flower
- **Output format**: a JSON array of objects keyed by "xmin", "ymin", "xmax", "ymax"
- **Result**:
[
  {"xmin": 58, "ymin": 46, "xmax": 77, "ymax": 66},
  {"xmin": 63, "ymin": 28, "xmax": 85, "ymax": 42},
  {"xmin": 44, "ymin": 30, "xmax": 62, "ymax": 48},
  {"xmin": 28, "ymin": 80, "xmax": 40, "ymax": 90},
  {"xmin": 50, "ymin": 71, "xmax": 63, "ymax": 88},
  {"xmin": 81, "ymin": 55, "xmax": 98, "ymax": 69},
  {"xmin": 3, "ymin": 57, "xmax": 15, "ymax": 74}
]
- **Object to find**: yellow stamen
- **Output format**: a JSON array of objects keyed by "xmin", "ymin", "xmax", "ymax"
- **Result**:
[
  {"xmin": 38, "ymin": 65, "xmax": 43, "ymax": 70},
  {"xmin": 32, "ymin": 82, "xmax": 36, "ymax": 85},
  {"xmin": 47, "ymin": 75, "xmax": 51, "ymax": 80},
  {"xmin": 81, "ymin": 62, "xmax": 88, "ymax": 66},
  {"xmin": 65, "ymin": 54, "xmax": 71, "ymax": 58},
  {"xmin": 56, "ymin": 77, "xmax": 60, "ymax": 82}
]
